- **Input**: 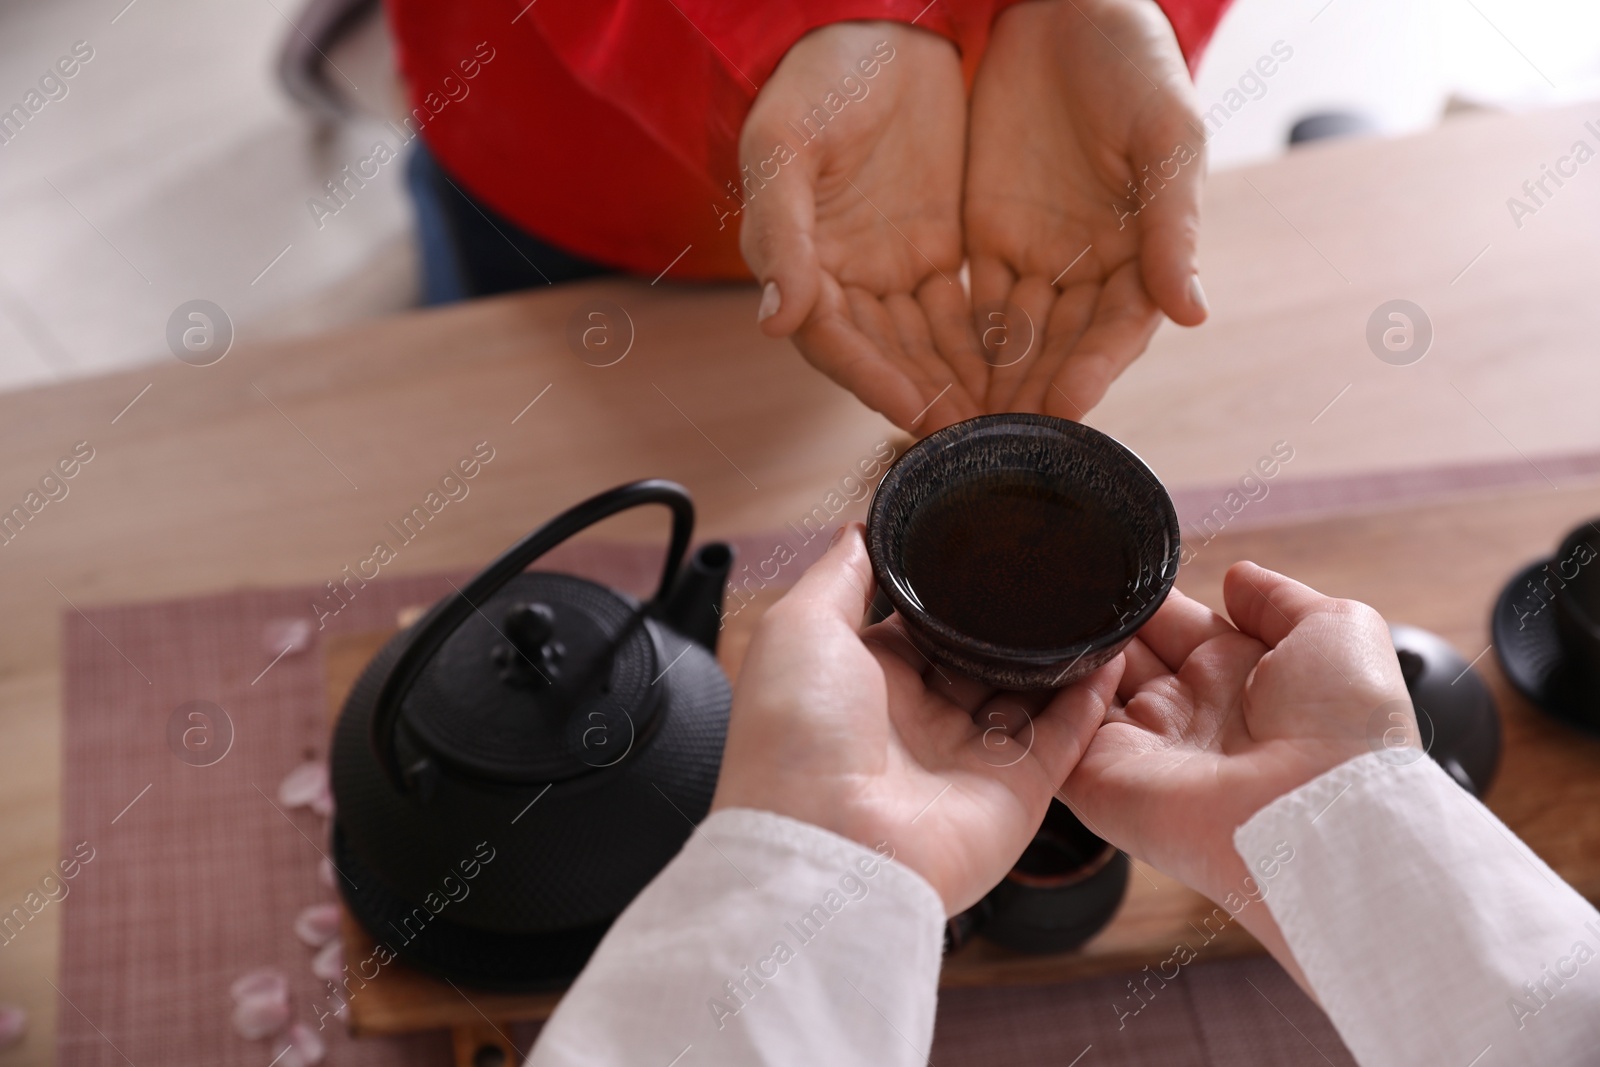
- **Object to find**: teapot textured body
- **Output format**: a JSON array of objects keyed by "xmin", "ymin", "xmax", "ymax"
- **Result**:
[{"xmin": 330, "ymin": 481, "xmax": 734, "ymax": 989}]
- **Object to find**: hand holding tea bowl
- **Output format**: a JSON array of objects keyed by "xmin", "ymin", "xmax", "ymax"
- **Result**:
[
  {"xmin": 711, "ymin": 523, "xmax": 1123, "ymax": 916},
  {"xmin": 716, "ymin": 410, "xmax": 1409, "ymax": 983},
  {"xmin": 1060, "ymin": 562, "xmax": 1409, "ymax": 989}
]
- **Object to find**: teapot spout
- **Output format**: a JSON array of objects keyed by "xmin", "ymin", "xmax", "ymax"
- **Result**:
[{"xmin": 660, "ymin": 543, "xmax": 734, "ymax": 653}]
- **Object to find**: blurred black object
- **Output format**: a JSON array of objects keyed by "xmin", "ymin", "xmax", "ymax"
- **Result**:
[
  {"xmin": 1493, "ymin": 518, "xmax": 1600, "ymax": 733},
  {"xmin": 1288, "ymin": 110, "xmax": 1379, "ymax": 146},
  {"xmin": 973, "ymin": 800, "xmax": 1129, "ymax": 954},
  {"xmin": 331, "ymin": 481, "xmax": 735, "ymax": 990},
  {"xmin": 1389, "ymin": 623, "xmax": 1501, "ymax": 796},
  {"xmin": 276, "ymin": 0, "xmax": 380, "ymax": 121}
]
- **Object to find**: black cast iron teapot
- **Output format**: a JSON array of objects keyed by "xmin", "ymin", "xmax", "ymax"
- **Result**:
[{"xmin": 330, "ymin": 480, "xmax": 734, "ymax": 990}]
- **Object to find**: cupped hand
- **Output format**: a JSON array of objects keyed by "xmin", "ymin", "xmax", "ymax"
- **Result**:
[
  {"xmin": 712, "ymin": 523, "xmax": 1121, "ymax": 914},
  {"xmin": 965, "ymin": 0, "xmax": 1208, "ymax": 418},
  {"xmin": 1061, "ymin": 562, "xmax": 1410, "ymax": 980},
  {"xmin": 740, "ymin": 22, "xmax": 986, "ymax": 434}
]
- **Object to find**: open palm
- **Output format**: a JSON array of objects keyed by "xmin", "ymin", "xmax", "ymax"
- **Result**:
[
  {"xmin": 1061, "ymin": 563, "xmax": 1409, "ymax": 973},
  {"xmin": 741, "ymin": 22, "xmax": 986, "ymax": 434},
  {"xmin": 713, "ymin": 524, "xmax": 1119, "ymax": 914},
  {"xmin": 965, "ymin": 0, "xmax": 1208, "ymax": 418}
]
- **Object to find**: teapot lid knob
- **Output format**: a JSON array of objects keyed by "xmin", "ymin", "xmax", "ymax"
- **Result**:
[{"xmin": 505, "ymin": 602, "xmax": 557, "ymax": 660}]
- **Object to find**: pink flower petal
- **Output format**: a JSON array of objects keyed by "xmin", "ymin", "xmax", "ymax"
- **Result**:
[
  {"xmin": 231, "ymin": 990, "xmax": 289, "ymax": 1041},
  {"xmin": 0, "ymin": 1004, "xmax": 26, "ymax": 1050},
  {"xmin": 294, "ymin": 903, "xmax": 341, "ymax": 948},
  {"xmin": 318, "ymin": 857, "xmax": 335, "ymax": 888},
  {"xmin": 308, "ymin": 779, "xmax": 334, "ymax": 818},
  {"xmin": 229, "ymin": 967, "xmax": 288, "ymax": 1004},
  {"xmin": 277, "ymin": 761, "xmax": 328, "ymax": 809},
  {"xmin": 262, "ymin": 617, "xmax": 314, "ymax": 657},
  {"xmin": 311, "ymin": 940, "xmax": 343, "ymax": 983},
  {"xmin": 272, "ymin": 1021, "xmax": 327, "ymax": 1067}
]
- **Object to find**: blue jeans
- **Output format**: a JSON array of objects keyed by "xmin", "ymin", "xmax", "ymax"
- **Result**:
[{"xmin": 404, "ymin": 142, "xmax": 612, "ymax": 305}]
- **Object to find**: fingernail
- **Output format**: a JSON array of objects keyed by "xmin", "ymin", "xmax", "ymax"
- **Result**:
[
  {"xmin": 757, "ymin": 280, "xmax": 781, "ymax": 323},
  {"xmin": 1187, "ymin": 273, "xmax": 1208, "ymax": 315},
  {"xmin": 829, "ymin": 523, "xmax": 850, "ymax": 548}
]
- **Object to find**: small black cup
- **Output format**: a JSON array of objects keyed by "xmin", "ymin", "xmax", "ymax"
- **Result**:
[
  {"xmin": 1492, "ymin": 517, "xmax": 1600, "ymax": 730},
  {"xmin": 978, "ymin": 800, "xmax": 1130, "ymax": 954},
  {"xmin": 1554, "ymin": 523, "xmax": 1600, "ymax": 700},
  {"xmin": 1387, "ymin": 622, "xmax": 1501, "ymax": 796},
  {"xmin": 866, "ymin": 414, "xmax": 1179, "ymax": 689}
]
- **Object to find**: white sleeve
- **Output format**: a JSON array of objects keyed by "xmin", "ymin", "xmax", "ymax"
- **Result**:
[
  {"xmin": 528, "ymin": 807, "xmax": 946, "ymax": 1067},
  {"xmin": 1234, "ymin": 751, "xmax": 1600, "ymax": 1067}
]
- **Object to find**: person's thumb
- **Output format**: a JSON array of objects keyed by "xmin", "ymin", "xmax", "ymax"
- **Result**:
[
  {"xmin": 1133, "ymin": 104, "xmax": 1208, "ymax": 328},
  {"xmin": 1222, "ymin": 561, "xmax": 1339, "ymax": 648},
  {"xmin": 1032, "ymin": 658, "xmax": 1122, "ymax": 786},
  {"xmin": 738, "ymin": 140, "xmax": 823, "ymax": 338},
  {"xmin": 784, "ymin": 522, "xmax": 876, "ymax": 625}
]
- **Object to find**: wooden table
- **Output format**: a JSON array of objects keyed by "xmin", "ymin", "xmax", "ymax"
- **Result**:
[{"xmin": 7, "ymin": 100, "xmax": 1600, "ymax": 1065}]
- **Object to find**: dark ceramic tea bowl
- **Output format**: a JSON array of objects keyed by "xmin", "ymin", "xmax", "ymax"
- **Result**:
[
  {"xmin": 979, "ymin": 799, "xmax": 1129, "ymax": 953},
  {"xmin": 943, "ymin": 798, "xmax": 1130, "ymax": 955},
  {"xmin": 866, "ymin": 414, "xmax": 1179, "ymax": 690}
]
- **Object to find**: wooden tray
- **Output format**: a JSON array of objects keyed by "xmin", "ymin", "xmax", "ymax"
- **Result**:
[{"xmin": 325, "ymin": 481, "xmax": 1600, "ymax": 1064}]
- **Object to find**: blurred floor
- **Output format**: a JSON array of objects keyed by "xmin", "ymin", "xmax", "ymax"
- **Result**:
[
  {"xmin": 0, "ymin": 0, "xmax": 415, "ymax": 392},
  {"xmin": 1, "ymin": 0, "xmax": 1599, "ymax": 393}
]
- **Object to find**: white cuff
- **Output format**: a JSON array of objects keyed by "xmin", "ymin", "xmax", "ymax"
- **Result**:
[
  {"xmin": 531, "ymin": 808, "xmax": 946, "ymax": 1066},
  {"xmin": 1235, "ymin": 752, "xmax": 1600, "ymax": 1067}
]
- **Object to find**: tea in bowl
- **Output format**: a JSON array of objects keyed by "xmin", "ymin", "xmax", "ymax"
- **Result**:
[{"xmin": 866, "ymin": 414, "xmax": 1179, "ymax": 690}]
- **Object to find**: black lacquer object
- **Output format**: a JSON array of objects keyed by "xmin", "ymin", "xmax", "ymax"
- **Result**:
[
  {"xmin": 330, "ymin": 480, "xmax": 734, "ymax": 990},
  {"xmin": 976, "ymin": 800, "xmax": 1130, "ymax": 954},
  {"xmin": 1492, "ymin": 518, "xmax": 1600, "ymax": 734},
  {"xmin": 1388, "ymin": 622, "xmax": 1501, "ymax": 797},
  {"xmin": 867, "ymin": 414, "xmax": 1179, "ymax": 689}
]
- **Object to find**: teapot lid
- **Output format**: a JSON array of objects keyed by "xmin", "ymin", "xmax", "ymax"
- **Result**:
[{"xmin": 396, "ymin": 571, "xmax": 662, "ymax": 784}]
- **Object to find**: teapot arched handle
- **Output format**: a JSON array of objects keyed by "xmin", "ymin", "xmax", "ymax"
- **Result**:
[{"xmin": 370, "ymin": 479, "xmax": 695, "ymax": 793}]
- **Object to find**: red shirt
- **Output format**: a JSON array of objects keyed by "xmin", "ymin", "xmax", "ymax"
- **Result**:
[{"xmin": 385, "ymin": 0, "xmax": 1231, "ymax": 280}]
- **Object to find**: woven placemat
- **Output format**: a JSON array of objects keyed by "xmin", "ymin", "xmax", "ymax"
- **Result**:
[
  {"xmin": 57, "ymin": 533, "xmax": 1354, "ymax": 1066},
  {"xmin": 56, "ymin": 539, "xmax": 674, "ymax": 1067}
]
